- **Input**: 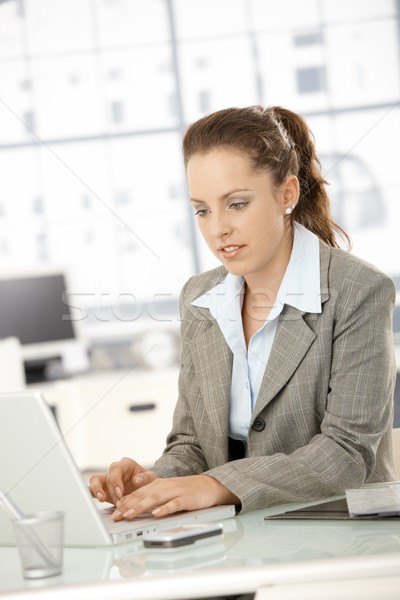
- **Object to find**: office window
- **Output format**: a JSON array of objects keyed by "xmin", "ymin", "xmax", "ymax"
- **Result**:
[
  {"xmin": 168, "ymin": 183, "xmax": 182, "ymax": 200},
  {"xmin": 110, "ymin": 101, "xmax": 124, "ymax": 124},
  {"xmin": 166, "ymin": 92, "xmax": 179, "ymax": 119},
  {"xmin": 23, "ymin": 110, "xmax": 35, "ymax": 133},
  {"xmin": 108, "ymin": 68, "xmax": 121, "ymax": 79},
  {"xmin": 296, "ymin": 66, "xmax": 326, "ymax": 93},
  {"xmin": 82, "ymin": 194, "xmax": 91, "ymax": 209},
  {"xmin": 198, "ymin": 90, "xmax": 211, "ymax": 114},
  {"xmin": 16, "ymin": 0, "xmax": 24, "ymax": 17},
  {"xmin": 20, "ymin": 78, "xmax": 32, "ymax": 90},
  {"xmin": 32, "ymin": 197, "xmax": 44, "ymax": 215},
  {"xmin": 115, "ymin": 189, "xmax": 131, "ymax": 205},
  {"xmin": 85, "ymin": 230, "xmax": 94, "ymax": 244},
  {"xmin": 0, "ymin": 0, "xmax": 398, "ymax": 341},
  {"xmin": 69, "ymin": 73, "xmax": 80, "ymax": 85},
  {"xmin": 36, "ymin": 233, "xmax": 48, "ymax": 262},
  {"xmin": 293, "ymin": 32, "xmax": 322, "ymax": 46},
  {"xmin": 195, "ymin": 57, "xmax": 209, "ymax": 68},
  {"xmin": 158, "ymin": 60, "xmax": 173, "ymax": 73}
]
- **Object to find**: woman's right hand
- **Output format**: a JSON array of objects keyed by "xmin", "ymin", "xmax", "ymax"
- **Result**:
[{"xmin": 89, "ymin": 457, "xmax": 158, "ymax": 506}]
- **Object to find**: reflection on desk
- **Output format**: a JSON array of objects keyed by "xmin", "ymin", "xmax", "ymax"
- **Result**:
[{"xmin": 1, "ymin": 501, "xmax": 400, "ymax": 599}]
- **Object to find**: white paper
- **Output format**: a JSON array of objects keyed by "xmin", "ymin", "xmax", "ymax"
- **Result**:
[{"xmin": 346, "ymin": 483, "xmax": 400, "ymax": 517}]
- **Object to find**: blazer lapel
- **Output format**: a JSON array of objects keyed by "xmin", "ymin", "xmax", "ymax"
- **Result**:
[
  {"xmin": 251, "ymin": 306, "xmax": 316, "ymax": 420},
  {"xmin": 251, "ymin": 242, "xmax": 331, "ymax": 420},
  {"xmin": 187, "ymin": 316, "xmax": 232, "ymax": 457}
]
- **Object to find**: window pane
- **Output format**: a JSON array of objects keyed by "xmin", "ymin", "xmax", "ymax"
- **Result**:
[{"xmin": 296, "ymin": 66, "xmax": 326, "ymax": 94}]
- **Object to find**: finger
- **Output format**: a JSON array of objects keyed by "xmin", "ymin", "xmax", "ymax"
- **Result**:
[
  {"xmin": 133, "ymin": 470, "xmax": 158, "ymax": 489},
  {"xmin": 106, "ymin": 457, "xmax": 145, "ymax": 504},
  {"xmin": 152, "ymin": 497, "xmax": 185, "ymax": 518},
  {"xmin": 106, "ymin": 458, "xmax": 134, "ymax": 503},
  {"xmin": 89, "ymin": 474, "xmax": 110, "ymax": 503},
  {"xmin": 105, "ymin": 462, "xmax": 126, "ymax": 505},
  {"xmin": 112, "ymin": 494, "xmax": 150, "ymax": 520},
  {"xmin": 112, "ymin": 485, "xmax": 172, "ymax": 521}
]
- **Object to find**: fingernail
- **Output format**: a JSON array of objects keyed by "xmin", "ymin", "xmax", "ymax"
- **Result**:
[
  {"xmin": 122, "ymin": 508, "xmax": 135, "ymax": 518},
  {"xmin": 115, "ymin": 486, "xmax": 122, "ymax": 499},
  {"xmin": 152, "ymin": 508, "xmax": 161, "ymax": 515},
  {"xmin": 135, "ymin": 476, "xmax": 143, "ymax": 484},
  {"xmin": 96, "ymin": 492, "xmax": 103, "ymax": 501},
  {"xmin": 116, "ymin": 500, "xmax": 121, "ymax": 508},
  {"xmin": 112, "ymin": 510, "xmax": 121, "ymax": 520}
]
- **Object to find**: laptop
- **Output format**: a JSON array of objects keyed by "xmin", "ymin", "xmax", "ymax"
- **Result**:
[{"xmin": 0, "ymin": 392, "xmax": 235, "ymax": 547}]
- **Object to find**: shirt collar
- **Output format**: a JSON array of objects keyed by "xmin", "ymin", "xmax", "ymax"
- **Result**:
[
  {"xmin": 191, "ymin": 268, "xmax": 244, "ymax": 322},
  {"xmin": 279, "ymin": 222, "xmax": 322, "ymax": 314},
  {"xmin": 191, "ymin": 222, "xmax": 322, "ymax": 317}
]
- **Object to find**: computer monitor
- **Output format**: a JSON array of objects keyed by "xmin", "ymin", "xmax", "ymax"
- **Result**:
[{"xmin": 0, "ymin": 268, "xmax": 83, "ymax": 363}]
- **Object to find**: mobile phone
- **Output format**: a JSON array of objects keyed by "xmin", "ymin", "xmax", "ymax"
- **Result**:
[{"xmin": 143, "ymin": 523, "xmax": 223, "ymax": 549}]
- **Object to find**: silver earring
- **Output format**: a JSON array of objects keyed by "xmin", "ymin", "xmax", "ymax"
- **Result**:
[{"xmin": 285, "ymin": 205, "xmax": 295, "ymax": 215}]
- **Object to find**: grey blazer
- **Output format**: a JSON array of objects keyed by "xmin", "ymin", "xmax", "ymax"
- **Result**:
[{"xmin": 153, "ymin": 242, "xmax": 397, "ymax": 513}]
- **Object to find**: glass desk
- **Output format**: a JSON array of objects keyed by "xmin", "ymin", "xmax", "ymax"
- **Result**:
[{"xmin": 1, "ymin": 498, "xmax": 400, "ymax": 599}]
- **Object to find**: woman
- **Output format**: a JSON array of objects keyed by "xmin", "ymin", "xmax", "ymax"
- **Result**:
[{"xmin": 90, "ymin": 105, "xmax": 396, "ymax": 521}]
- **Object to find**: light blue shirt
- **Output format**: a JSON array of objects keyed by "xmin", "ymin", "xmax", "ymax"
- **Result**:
[{"xmin": 191, "ymin": 222, "xmax": 322, "ymax": 446}]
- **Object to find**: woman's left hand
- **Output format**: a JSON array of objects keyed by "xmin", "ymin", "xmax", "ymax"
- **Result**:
[{"xmin": 111, "ymin": 474, "xmax": 239, "ymax": 521}]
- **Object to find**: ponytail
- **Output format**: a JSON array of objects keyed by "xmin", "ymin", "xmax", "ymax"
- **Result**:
[
  {"xmin": 183, "ymin": 105, "xmax": 350, "ymax": 249},
  {"xmin": 271, "ymin": 106, "xmax": 350, "ymax": 248}
]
